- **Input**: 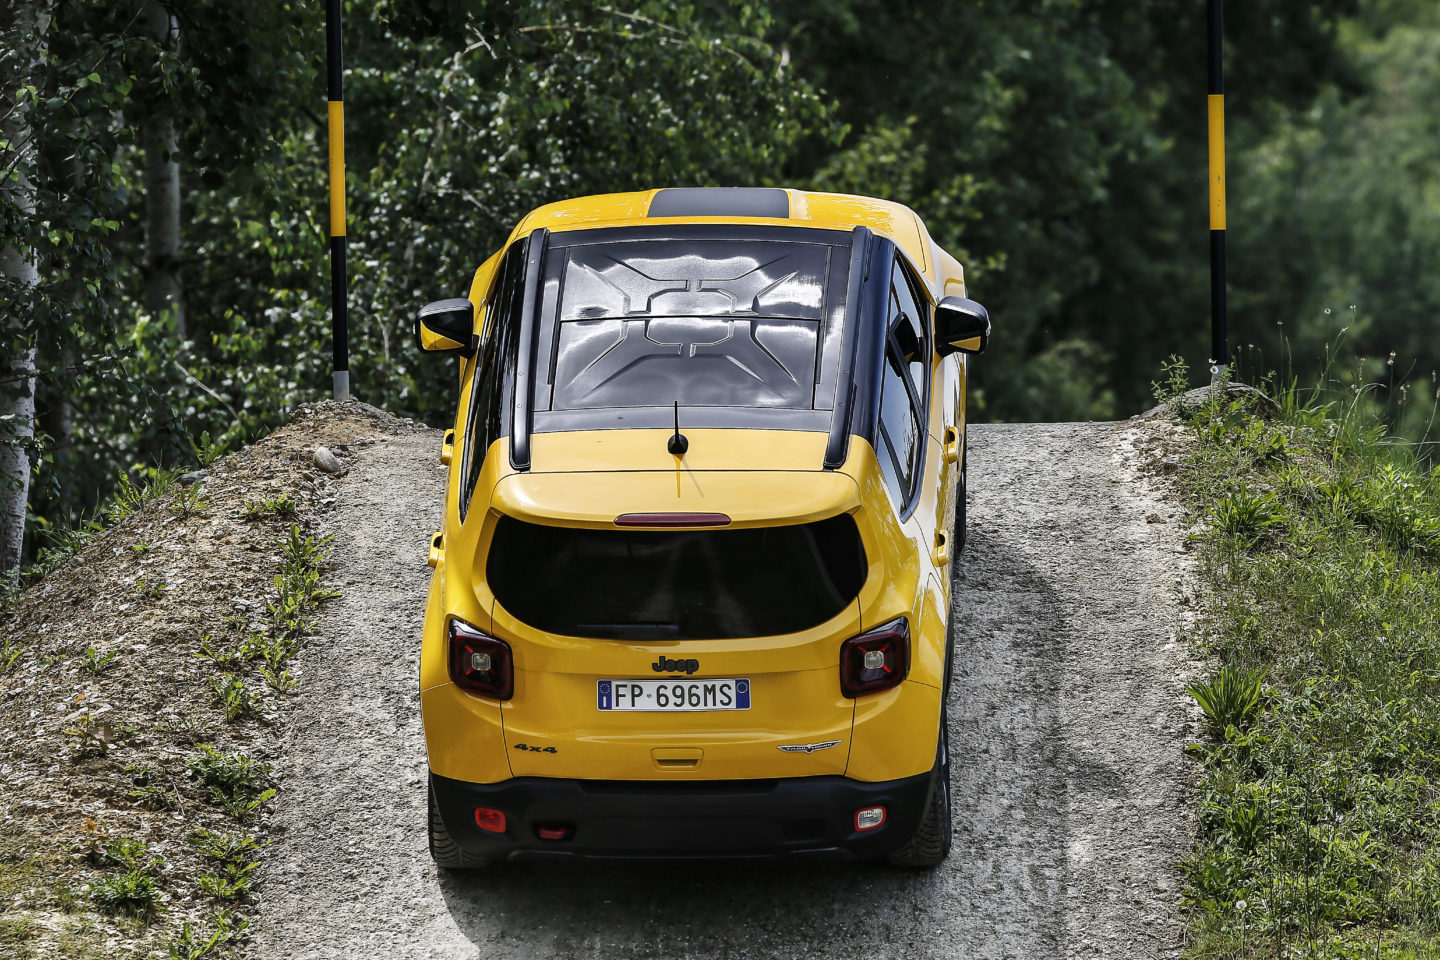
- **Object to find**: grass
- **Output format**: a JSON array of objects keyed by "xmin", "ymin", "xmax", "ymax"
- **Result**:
[{"xmin": 1165, "ymin": 360, "xmax": 1440, "ymax": 958}]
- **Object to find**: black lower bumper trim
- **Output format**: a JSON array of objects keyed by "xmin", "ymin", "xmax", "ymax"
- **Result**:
[{"xmin": 430, "ymin": 771, "xmax": 931, "ymax": 862}]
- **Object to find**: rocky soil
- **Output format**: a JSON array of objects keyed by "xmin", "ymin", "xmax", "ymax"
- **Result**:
[{"xmin": 245, "ymin": 417, "xmax": 1204, "ymax": 960}]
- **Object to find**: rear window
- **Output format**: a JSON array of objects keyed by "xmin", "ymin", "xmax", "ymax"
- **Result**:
[{"xmin": 487, "ymin": 514, "xmax": 866, "ymax": 640}]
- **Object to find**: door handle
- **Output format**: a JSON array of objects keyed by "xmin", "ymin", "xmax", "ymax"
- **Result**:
[
  {"xmin": 427, "ymin": 532, "xmax": 444, "ymax": 568},
  {"xmin": 440, "ymin": 429, "xmax": 455, "ymax": 466},
  {"xmin": 943, "ymin": 426, "xmax": 960, "ymax": 464},
  {"xmin": 932, "ymin": 530, "xmax": 950, "ymax": 567}
]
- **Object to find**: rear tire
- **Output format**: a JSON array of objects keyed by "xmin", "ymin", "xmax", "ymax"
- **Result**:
[
  {"xmin": 428, "ymin": 782, "xmax": 489, "ymax": 870},
  {"xmin": 888, "ymin": 713, "xmax": 953, "ymax": 868}
]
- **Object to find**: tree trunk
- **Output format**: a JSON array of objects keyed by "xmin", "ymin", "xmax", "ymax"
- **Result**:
[
  {"xmin": 0, "ymin": 2, "xmax": 44, "ymax": 580},
  {"xmin": 142, "ymin": 0, "xmax": 184, "ymax": 338}
]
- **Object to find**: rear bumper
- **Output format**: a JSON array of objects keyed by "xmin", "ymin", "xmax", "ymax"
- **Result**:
[{"xmin": 430, "ymin": 771, "xmax": 931, "ymax": 862}]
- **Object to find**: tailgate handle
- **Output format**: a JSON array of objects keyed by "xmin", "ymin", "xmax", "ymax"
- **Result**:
[
  {"xmin": 932, "ymin": 530, "xmax": 950, "ymax": 567},
  {"xmin": 651, "ymin": 748, "xmax": 702, "ymax": 771},
  {"xmin": 440, "ymin": 429, "xmax": 455, "ymax": 466},
  {"xmin": 427, "ymin": 532, "xmax": 444, "ymax": 568},
  {"xmin": 943, "ymin": 426, "xmax": 961, "ymax": 464}
]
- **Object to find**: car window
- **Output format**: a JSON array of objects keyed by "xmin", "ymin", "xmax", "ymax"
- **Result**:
[
  {"xmin": 488, "ymin": 513, "xmax": 867, "ymax": 640},
  {"xmin": 890, "ymin": 260, "xmax": 929, "ymax": 395},
  {"xmin": 874, "ymin": 254, "xmax": 929, "ymax": 514},
  {"xmin": 459, "ymin": 241, "xmax": 526, "ymax": 520}
]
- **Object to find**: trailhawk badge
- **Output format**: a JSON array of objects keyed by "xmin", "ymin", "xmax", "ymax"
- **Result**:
[{"xmin": 777, "ymin": 740, "xmax": 842, "ymax": 754}]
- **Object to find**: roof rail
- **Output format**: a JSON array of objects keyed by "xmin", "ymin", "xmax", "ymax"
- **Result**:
[
  {"xmin": 824, "ymin": 226, "xmax": 871, "ymax": 469},
  {"xmin": 509, "ymin": 227, "xmax": 549, "ymax": 471}
]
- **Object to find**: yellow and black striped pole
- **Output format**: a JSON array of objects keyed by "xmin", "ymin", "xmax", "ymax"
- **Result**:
[
  {"xmin": 1207, "ymin": 0, "xmax": 1227, "ymax": 379},
  {"xmin": 326, "ymin": 0, "xmax": 350, "ymax": 400}
]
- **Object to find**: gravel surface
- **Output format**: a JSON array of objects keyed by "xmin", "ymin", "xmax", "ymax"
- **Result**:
[{"xmin": 248, "ymin": 420, "xmax": 1200, "ymax": 960}]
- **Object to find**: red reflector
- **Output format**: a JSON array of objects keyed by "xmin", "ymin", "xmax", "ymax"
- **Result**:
[
  {"xmin": 614, "ymin": 512, "xmax": 731, "ymax": 528},
  {"xmin": 855, "ymin": 806, "xmax": 887, "ymax": 831},
  {"xmin": 474, "ymin": 807, "xmax": 507, "ymax": 834},
  {"xmin": 537, "ymin": 824, "xmax": 571, "ymax": 841}
]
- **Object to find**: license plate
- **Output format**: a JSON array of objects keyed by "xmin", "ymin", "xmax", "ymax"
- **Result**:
[{"xmin": 597, "ymin": 679, "xmax": 751, "ymax": 712}]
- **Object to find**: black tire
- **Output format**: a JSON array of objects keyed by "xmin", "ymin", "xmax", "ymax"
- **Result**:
[
  {"xmin": 888, "ymin": 712, "xmax": 953, "ymax": 868},
  {"xmin": 428, "ymin": 782, "xmax": 489, "ymax": 870}
]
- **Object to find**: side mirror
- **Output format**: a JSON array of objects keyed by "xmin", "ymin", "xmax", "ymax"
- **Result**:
[
  {"xmin": 934, "ymin": 296, "xmax": 990, "ymax": 356},
  {"xmin": 415, "ymin": 298, "xmax": 477, "ymax": 356}
]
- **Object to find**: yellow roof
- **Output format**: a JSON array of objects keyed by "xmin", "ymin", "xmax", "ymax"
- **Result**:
[{"xmin": 507, "ymin": 188, "xmax": 941, "ymax": 283}]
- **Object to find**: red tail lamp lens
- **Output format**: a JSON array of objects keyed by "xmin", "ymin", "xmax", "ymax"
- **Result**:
[
  {"xmin": 474, "ymin": 807, "xmax": 507, "ymax": 834},
  {"xmin": 448, "ymin": 619, "xmax": 514, "ymax": 700},
  {"xmin": 839, "ymin": 618, "xmax": 909, "ymax": 697}
]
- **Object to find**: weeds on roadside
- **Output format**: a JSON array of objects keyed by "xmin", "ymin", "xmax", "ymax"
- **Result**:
[
  {"xmin": 189, "ymin": 431, "xmax": 227, "ymax": 469},
  {"xmin": 1209, "ymin": 491, "xmax": 1288, "ymax": 548},
  {"xmin": 88, "ymin": 837, "xmax": 165, "ymax": 921},
  {"xmin": 133, "ymin": 578, "xmax": 167, "ymax": 600},
  {"xmin": 195, "ymin": 635, "xmax": 243, "ymax": 670},
  {"xmin": 170, "ymin": 484, "xmax": 207, "ymax": 518},
  {"xmin": 63, "ymin": 714, "xmax": 117, "ymax": 757},
  {"xmin": 1174, "ymin": 353, "xmax": 1440, "ymax": 957},
  {"xmin": 190, "ymin": 830, "xmax": 261, "ymax": 903},
  {"xmin": 209, "ymin": 674, "xmax": 258, "ymax": 723},
  {"xmin": 189, "ymin": 746, "xmax": 275, "ymax": 821},
  {"xmin": 160, "ymin": 715, "xmax": 214, "ymax": 746},
  {"xmin": 161, "ymin": 907, "xmax": 247, "ymax": 959},
  {"xmin": 80, "ymin": 646, "xmax": 119, "ymax": 675},
  {"xmin": 239, "ymin": 495, "xmax": 297, "ymax": 523},
  {"xmin": 259, "ymin": 665, "xmax": 300, "ymax": 694},
  {"xmin": 1, "ymin": 637, "xmax": 23, "ymax": 673},
  {"xmin": 1186, "ymin": 665, "xmax": 1267, "ymax": 736}
]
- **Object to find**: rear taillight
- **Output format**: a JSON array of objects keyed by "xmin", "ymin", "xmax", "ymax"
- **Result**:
[
  {"xmin": 839, "ymin": 618, "xmax": 909, "ymax": 697},
  {"xmin": 448, "ymin": 619, "xmax": 514, "ymax": 700}
]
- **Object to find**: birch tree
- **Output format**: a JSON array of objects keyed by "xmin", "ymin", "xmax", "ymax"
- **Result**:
[
  {"xmin": 141, "ymin": 0, "xmax": 182, "ymax": 338},
  {"xmin": 0, "ymin": 0, "xmax": 44, "ymax": 579}
]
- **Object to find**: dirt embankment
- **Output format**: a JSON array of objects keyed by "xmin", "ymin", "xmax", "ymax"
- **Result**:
[
  {"xmin": 243, "ymin": 417, "xmax": 1203, "ymax": 960},
  {"xmin": 0, "ymin": 402, "xmax": 424, "ymax": 960}
]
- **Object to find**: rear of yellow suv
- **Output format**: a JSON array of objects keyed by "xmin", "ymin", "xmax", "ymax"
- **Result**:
[{"xmin": 415, "ymin": 188, "xmax": 990, "ymax": 866}]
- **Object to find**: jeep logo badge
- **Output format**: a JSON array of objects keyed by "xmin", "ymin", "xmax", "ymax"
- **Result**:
[{"xmin": 652, "ymin": 656, "xmax": 700, "ymax": 675}]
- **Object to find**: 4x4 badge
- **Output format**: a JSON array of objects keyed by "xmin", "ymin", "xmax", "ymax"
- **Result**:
[{"xmin": 777, "ymin": 740, "xmax": 842, "ymax": 754}]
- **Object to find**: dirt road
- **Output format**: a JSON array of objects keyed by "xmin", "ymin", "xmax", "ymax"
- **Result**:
[{"xmin": 247, "ymin": 420, "xmax": 1199, "ymax": 960}]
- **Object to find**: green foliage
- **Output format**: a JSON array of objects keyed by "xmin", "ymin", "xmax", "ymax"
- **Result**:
[
  {"xmin": 160, "ymin": 907, "xmax": 247, "ymax": 960},
  {"xmin": 188, "ymin": 746, "xmax": 275, "ymax": 822},
  {"xmin": 208, "ymin": 674, "xmax": 257, "ymax": 724},
  {"xmin": 5, "ymin": 0, "xmax": 1381, "ymax": 569},
  {"xmin": 1209, "ymin": 491, "xmax": 1289, "ymax": 548},
  {"xmin": 132, "ymin": 578, "xmax": 167, "ymax": 600},
  {"xmin": 1187, "ymin": 666, "xmax": 1268, "ymax": 737},
  {"xmin": 169, "ymin": 485, "xmax": 206, "ymax": 519},
  {"xmin": 80, "ymin": 646, "xmax": 118, "ymax": 675},
  {"xmin": 89, "ymin": 869, "xmax": 162, "ymax": 921},
  {"xmin": 88, "ymin": 837, "xmax": 164, "ymax": 921},
  {"xmin": 1, "ymin": 637, "xmax": 23, "ymax": 674},
  {"xmin": 239, "ymin": 495, "xmax": 297, "ymax": 523},
  {"xmin": 1178, "ymin": 372, "xmax": 1440, "ymax": 956}
]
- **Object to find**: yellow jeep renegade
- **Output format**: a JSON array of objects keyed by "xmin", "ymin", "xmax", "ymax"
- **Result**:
[{"xmin": 414, "ymin": 187, "xmax": 990, "ymax": 866}]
